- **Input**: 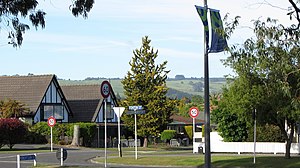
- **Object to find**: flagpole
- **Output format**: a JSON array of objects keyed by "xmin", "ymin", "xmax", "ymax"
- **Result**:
[{"xmin": 203, "ymin": 0, "xmax": 211, "ymax": 168}]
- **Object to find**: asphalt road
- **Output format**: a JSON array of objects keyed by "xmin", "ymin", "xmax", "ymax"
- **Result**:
[{"xmin": 0, "ymin": 144, "xmax": 193, "ymax": 168}]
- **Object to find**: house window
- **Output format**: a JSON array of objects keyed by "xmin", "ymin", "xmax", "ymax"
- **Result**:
[
  {"xmin": 103, "ymin": 102, "xmax": 114, "ymax": 120},
  {"xmin": 41, "ymin": 104, "xmax": 64, "ymax": 120}
]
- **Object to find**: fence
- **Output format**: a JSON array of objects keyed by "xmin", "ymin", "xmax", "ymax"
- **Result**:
[{"xmin": 193, "ymin": 132, "xmax": 300, "ymax": 154}]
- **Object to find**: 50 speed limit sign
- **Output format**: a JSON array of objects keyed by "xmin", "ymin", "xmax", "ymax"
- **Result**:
[
  {"xmin": 47, "ymin": 116, "xmax": 56, "ymax": 127},
  {"xmin": 101, "ymin": 81, "xmax": 111, "ymax": 98},
  {"xmin": 189, "ymin": 107, "xmax": 199, "ymax": 118}
]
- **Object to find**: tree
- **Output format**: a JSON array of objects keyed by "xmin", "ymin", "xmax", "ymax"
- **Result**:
[
  {"xmin": 222, "ymin": 18, "xmax": 300, "ymax": 158},
  {"xmin": 121, "ymin": 36, "xmax": 176, "ymax": 147},
  {"xmin": 0, "ymin": 99, "xmax": 29, "ymax": 118},
  {"xmin": 0, "ymin": 118, "xmax": 27, "ymax": 149},
  {"xmin": 0, "ymin": 0, "xmax": 94, "ymax": 47}
]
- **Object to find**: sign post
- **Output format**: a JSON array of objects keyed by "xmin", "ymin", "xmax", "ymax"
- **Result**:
[
  {"xmin": 47, "ymin": 116, "xmax": 56, "ymax": 152},
  {"xmin": 127, "ymin": 106, "xmax": 145, "ymax": 160},
  {"xmin": 101, "ymin": 81, "xmax": 111, "ymax": 168},
  {"xmin": 189, "ymin": 107, "xmax": 199, "ymax": 147},
  {"xmin": 113, "ymin": 107, "xmax": 125, "ymax": 157}
]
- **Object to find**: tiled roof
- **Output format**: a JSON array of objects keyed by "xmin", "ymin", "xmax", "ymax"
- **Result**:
[
  {"xmin": 61, "ymin": 85, "xmax": 103, "ymax": 122},
  {"xmin": 170, "ymin": 114, "xmax": 205, "ymax": 125},
  {"xmin": 0, "ymin": 75, "xmax": 54, "ymax": 115},
  {"xmin": 61, "ymin": 85, "xmax": 102, "ymax": 100}
]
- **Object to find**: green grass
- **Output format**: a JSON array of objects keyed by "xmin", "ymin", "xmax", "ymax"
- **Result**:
[{"xmin": 94, "ymin": 155, "xmax": 300, "ymax": 168}]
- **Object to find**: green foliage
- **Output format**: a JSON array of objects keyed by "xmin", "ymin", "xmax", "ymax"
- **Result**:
[
  {"xmin": 222, "ymin": 17, "xmax": 300, "ymax": 157},
  {"xmin": 0, "ymin": 99, "xmax": 30, "ymax": 118},
  {"xmin": 121, "ymin": 36, "xmax": 176, "ymax": 147},
  {"xmin": 175, "ymin": 96, "xmax": 203, "ymax": 117},
  {"xmin": 184, "ymin": 126, "xmax": 193, "ymax": 140},
  {"xmin": 160, "ymin": 130, "xmax": 176, "ymax": 141},
  {"xmin": 247, "ymin": 124, "xmax": 285, "ymax": 142},
  {"xmin": 28, "ymin": 122, "xmax": 96, "ymax": 146},
  {"xmin": 0, "ymin": 118, "xmax": 28, "ymax": 149}
]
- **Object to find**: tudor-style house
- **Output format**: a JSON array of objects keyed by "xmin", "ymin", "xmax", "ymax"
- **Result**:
[{"xmin": 0, "ymin": 75, "xmax": 72, "ymax": 124}]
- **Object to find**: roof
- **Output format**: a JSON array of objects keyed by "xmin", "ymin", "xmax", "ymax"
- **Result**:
[
  {"xmin": 61, "ymin": 85, "xmax": 102, "ymax": 100},
  {"xmin": 0, "ymin": 75, "xmax": 55, "ymax": 115},
  {"xmin": 169, "ymin": 115, "xmax": 204, "ymax": 125},
  {"xmin": 61, "ymin": 85, "xmax": 103, "ymax": 122}
]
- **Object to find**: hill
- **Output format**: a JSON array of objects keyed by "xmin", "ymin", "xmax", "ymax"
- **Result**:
[{"xmin": 58, "ymin": 78, "xmax": 226, "ymax": 99}]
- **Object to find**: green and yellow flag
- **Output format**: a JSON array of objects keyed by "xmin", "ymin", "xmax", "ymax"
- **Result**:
[
  {"xmin": 195, "ymin": 5, "xmax": 209, "ymax": 51},
  {"xmin": 209, "ymin": 9, "xmax": 227, "ymax": 53}
]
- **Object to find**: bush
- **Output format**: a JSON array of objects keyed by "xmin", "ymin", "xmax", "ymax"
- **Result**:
[
  {"xmin": 161, "ymin": 130, "xmax": 176, "ymax": 141},
  {"xmin": 247, "ymin": 124, "xmax": 285, "ymax": 142},
  {"xmin": 27, "ymin": 122, "xmax": 97, "ymax": 147},
  {"xmin": 184, "ymin": 126, "xmax": 193, "ymax": 140},
  {"xmin": 0, "ymin": 118, "xmax": 28, "ymax": 149}
]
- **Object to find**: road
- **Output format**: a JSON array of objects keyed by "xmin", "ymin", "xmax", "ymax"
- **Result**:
[{"xmin": 0, "ymin": 144, "xmax": 192, "ymax": 168}]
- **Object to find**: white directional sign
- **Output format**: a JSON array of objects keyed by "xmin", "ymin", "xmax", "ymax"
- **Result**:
[
  {"xmin": 113, "ymin": 107, "xmax": 125, "ymax": 118},
  {"xmin": 189, "ymin": 107, "xmax": 199, "ymax": 118}
]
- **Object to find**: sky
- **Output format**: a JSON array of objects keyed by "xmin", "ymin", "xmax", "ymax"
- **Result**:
[{"xmin": 0, "ymin": 0, "xmax": 293, "ymax": 80}]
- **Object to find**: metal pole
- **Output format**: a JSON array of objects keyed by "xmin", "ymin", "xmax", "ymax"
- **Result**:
[
  {"xmin": 51, "ymin": 127, "xmax": 53, "ymax": 152},
  {"xmin": 254, "ymin": 109, "xmax": 257, "ymax": 164},
  {"xmin": 104, "ymin": 99, "xmax": 107, "ymax": 167},
  {"xmin": 193, "ymin": 118, "xmax": 195, "ymax": 146},
  {"xmin": 118, "ymin": 109, "xmax": 122, "ymax": 157},
  {"xmin": 60, "ymin": 148, "xmax": 63, "ymax": 166},
  {"xmin": 17, "ymin": 155, "xmax": 20, "ymax": 168},
  {"xmin": 203, "ymin": 0, "xmax": 211, "ymax": 168},
  {"xmin": 135, "ymin": 112, "xmax": 138, "ymax": 160}
]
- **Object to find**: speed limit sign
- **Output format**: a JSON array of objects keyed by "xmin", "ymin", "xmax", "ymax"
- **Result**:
[
  {"xmin": 101, "ymin": 81, "xmax": 111, "ymax": 98},
  {"xmin": 189, "ymin": 107, "xmax": 199, "ymax": 118},
  {"xmin": 47, "ymin": 116, "xmax": 56, "ymax": 127}
]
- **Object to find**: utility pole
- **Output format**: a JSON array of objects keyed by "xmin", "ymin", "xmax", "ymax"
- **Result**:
[{"xmin": 203, "ymin": 0, "xmax": 211, "ymax": 168}]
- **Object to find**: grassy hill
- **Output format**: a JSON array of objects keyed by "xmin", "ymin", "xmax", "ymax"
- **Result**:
[{"xmin": 58, "ymin": 78, "xmax": 226, "ymax": 99}]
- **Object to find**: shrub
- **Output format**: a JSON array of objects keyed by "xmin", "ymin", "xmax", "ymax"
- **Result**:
[
  {"xmin": 184, "ymin": 126, "xmax": 193, "ymax": 140},
  {"xmin": 0, "ymin": 118, "xmax": 28, "ymax": 149},
  {"xmin": 247, "ymin": 124, "xmax": 285, "ymax": 142},
  {"xmin": 161, "ymin": 130, "xmax": 176, "ymax": 141}
]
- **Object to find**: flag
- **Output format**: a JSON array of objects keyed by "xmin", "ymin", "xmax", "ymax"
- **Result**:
[
  {"xmin": 195, "ymin": 5, "xmax": 209, "ymax": 51},
  {"xmin": 209, "ymin": 9, "xmax": 227, "ymax": 53}
]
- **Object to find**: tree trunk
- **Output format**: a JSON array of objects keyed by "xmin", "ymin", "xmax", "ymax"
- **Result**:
[
  {"xmin": 143, "ymin": 137, "xmax": 148, "ymax": 148},
  {"xmin": 71, "ymin": 125, "xmax": 80, "ymax": 146},
  {"xmin": 285, "ymin": 124, "xmax": 294, "ymax": 159}
]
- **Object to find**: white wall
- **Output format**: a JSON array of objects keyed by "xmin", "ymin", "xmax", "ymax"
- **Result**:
[{"xmin": 193, "ymin": 132, "xmax": 300, "ymax": 154}]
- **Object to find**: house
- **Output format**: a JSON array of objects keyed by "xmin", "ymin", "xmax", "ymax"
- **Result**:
[
  {"xmin": 60, "ymin": 84, "xmax": 119, "ymax": 123},
  {"xmin": 168, "ymin": 114, "xmax": 204, "ymax": 135},
  {"xmin": 61, "ymin": 84, "xmax": 120, "ymax": 147},
  {"xmin": 0, "ymin": 75, "xmax": 72, "ymax": 124}
]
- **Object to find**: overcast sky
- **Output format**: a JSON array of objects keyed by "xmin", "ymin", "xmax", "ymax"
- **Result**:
[{"xmin": 0, "ymin": 0, "xmax": 292, "ymax": 80}]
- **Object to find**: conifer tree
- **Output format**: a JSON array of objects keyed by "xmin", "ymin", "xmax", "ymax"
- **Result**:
[{"xmin": 121, "ymin": 36, "xmax": 176, "ymax": 147}]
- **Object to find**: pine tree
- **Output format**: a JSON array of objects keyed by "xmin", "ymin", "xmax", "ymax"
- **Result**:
[{"xmin": 121, "ymin": 36, "xmax": 176, "ymax": 147}]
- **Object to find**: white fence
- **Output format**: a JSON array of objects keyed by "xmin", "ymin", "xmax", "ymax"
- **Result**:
[{"xmin": 193, "ymin": 132, "xmax": 300, "ymax": 154}]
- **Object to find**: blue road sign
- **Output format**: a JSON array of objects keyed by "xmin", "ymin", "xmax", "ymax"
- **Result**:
[
  {"xmin": 128, "ymin": 106, "xmax": 143, "ymax": 111},
  {"xmin": 127, "ymin": 110, "xmax": 146, "ymax": 115},
  {"xmin": 20, "ymin": 155, "xmax": 35, "ymax": 161}
]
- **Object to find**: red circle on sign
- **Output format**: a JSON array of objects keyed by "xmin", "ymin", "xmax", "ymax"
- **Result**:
[
  {"xmin": 101, "ymin": 81, "xmax": 111, "ymax": 98},
  {"xmin": 189, "ymin": 107, "xmax": 199, "ymax": 118},
  {"xmin": 47, "ymin": 116, "xmax": 56, "ymax": 127}
]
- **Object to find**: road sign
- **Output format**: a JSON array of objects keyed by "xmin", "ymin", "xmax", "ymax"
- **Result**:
[
  {"xmin": 189, "ymin": 107, "xmax": 199, "ymax": 118},
  {"xmin": 47, "ymin": 116, "xmax": 56, "ymax": 127},
  {"xmin": 101, "ymin": 81, "xmax": 111, "ymax": 98},
  {"xmin": 127, "ymin": 110, "xmax": 146, "ymax": 115},
  {"xmin": 20, "ymin": 155, "xmax": 36, "ymax": 161},
  {"xmin": 128, "ymin": 106, "xmax": 143, "ymax": 111},
  {"xmin": 113, "ymin": 107, "xmax": 125, "ymax": 118}
]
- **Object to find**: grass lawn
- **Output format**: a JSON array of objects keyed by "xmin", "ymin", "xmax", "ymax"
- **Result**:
[{"xmin": 94, "ymin": 154, "xmax": 300, "ymax": 168}]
